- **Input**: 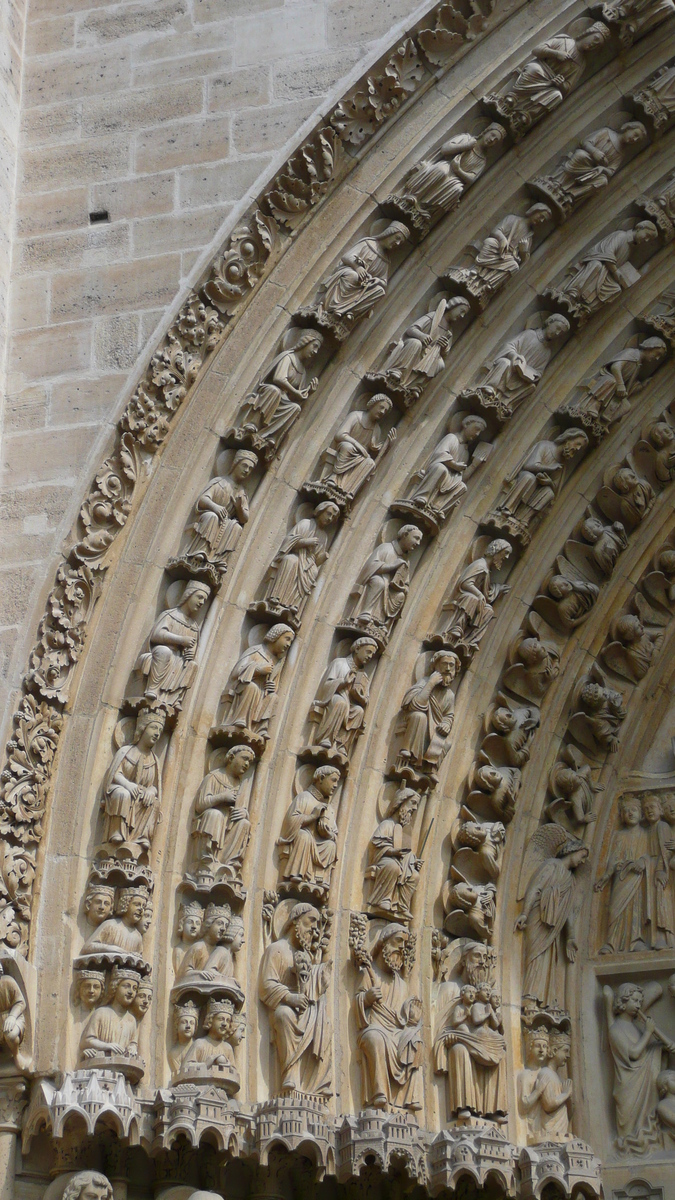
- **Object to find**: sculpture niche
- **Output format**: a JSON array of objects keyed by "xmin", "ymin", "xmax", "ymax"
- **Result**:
[
  {"xmin": 186, "ymin": 744, "xmax": 256, "ymax": 899},
  {"xmin": 483, "ymin": 22, "xmax": 611, "ymax": 139},
  {"xmin": 173, "ymin": 902, "xmax": 244, "ymax": 1006},
  {"xmin": 544, "ymin": 222, "xmax": 658, "ymax": 324},
  {"xmin": 428, "ymin": 538, "xmax": 511, "ymax": 656},
  {"xmin": 132, "ymin": 580, "xmax": 211, "ymax": 715},
  {"xmin": 531, "ymin": 121, "xmax": 647, "ymax": 220},
  {"xmin": 98, "ymin": 711, "xmax": 164, "ymax": 863},
  {"xmin": 518, "ymin": 1027, "xmax": 573, "ymax": 1143},
  {"xmin": 304, "ymin": 637, "xmax": 378, "ymax": 767},
  {"xmin": 252, "ymin": 502, "xmax": 339, "ymax": 628},
  {"xmin": 168, "ymin": 448, "xmax": 257, "ymax": 588},
  {"xmin": 394, "ymin": 650, "xmax": 460, "ymax": 783},
  {"xmin": 79, "ymin": 885, "xmax": 151, "ymax": 973},
  {"xmin": 296, "ymin": 220, "xmax": 409, "ymax": 341},
  {"xmin": 338, "ymin": 524, "xmax": 423, "ymax": 649},
  {"xmin": 276, "ymin": 765, "xmax": 341, "ymax": 901},
  {"xmin": 385, "ymin": 123, "xmax": 506, "ymax": 235},
  {"xmin": 487, "ymin": 429, "xmax": 589, "ymax": 545},
  {"xmin": 446, "ymin": 205, "xmax": 551, "ymax": 309},
  {"xmin": 305, "ymin": 395, "xmax": 396, "ymax": 511},
  {"xmin": 234, "ymin": 329, "xmax": 324, "ymax": 459},
  {"xmin": 366, "ymin": 787, "xmax": 422, "ymax": 922},
  {"xmin": 558, "ymin": 338, "xmax": 667, "ymax": 440},
  {"xmin": 366, "ymin": 295, "xmax": 470, "ymax": 404},
  {"xmin": 392, "ymin": 413, "xmax": 490, "ymax": 533},
  {"xmin": 259, "ymin": 899, "xmax": 332, "ymax": 1098},
  {"xmin": 460, "ymin": 314, "xmax": 570, "ymax": 421},
  {"xmin": 349, "ymin": 915, "xmax": 422, "ymax": 1112},
  {"xmin": 212, "ymin": 624, "xmax": 295, "ymax": 754}
]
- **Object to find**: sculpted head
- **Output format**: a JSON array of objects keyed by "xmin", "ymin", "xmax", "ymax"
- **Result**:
[
  {"xmin": 83, "ymin": 884, "xmax": 115, "ymax": 926},
  {"xmin": 315, "ymin": 501, "xmax": 339, "ymax": 528},
  {"xmin": 660, "ymin": 794, "xmax": 675, "ymax": 823},
  {"xmin": 460, "ymin": 414, "xmax": 487, "ymax": 445},
  {"xmin": 640, "ymin": 337, "xmax": 667, "ymax": 367},
  {"xmin": 461, "ymin": 941, "xmax": 490, "ymax": 985},
  {"xmin": 294, "ymin": 330, "xmax": 323, "ymax": 362},
  {"xmin": 658, "ymin": 549, "xmax": 675, "ymax": 578},
  {"xmin": 548, "ymin": 1030, "xmax": 571, "ymax": 1068},
  {"xmin": 107, "ymin": 967, "xmax": 140, "ymax": 1008},
  {"xmin": 618, "ymin": 794, "xmax": 641, "ymax": 827},
  {"xmin": 642, "ymin": 794, "xmax": 663, "ymax": 825},
  {"xmin": 352, "ymin": 636, "xmax": 378, "ymax": 667},
  {"xmin": 633, "ymin": 220, "xmax": 658, "ymax": 247},
  {"xmin": 480, "ymin": 122, "xmax": 507, "ymax": 150},
  {"xmin": 577, "ymin": 21, "xmax": 610, "ymax": 51},
  {"xmin": 203, "ymin": 903, "xmax": 231, "ymax": 943},
  {"xmin": 613, "ymin": 981, "xmax": 643, "ymax": 1016},
  {"xmin": 526, "ymin": 203, "xmax": 552, "ymax": 228},
  {"xmin": 225, "ymin": 913, "xmax": 245, "ymax": 953},
  {"xmin": 77, "ymin": 970, "xmax": 105, "ymax": 1009},
  {"xmin": 615, "ymin": 613, "xmax": 644, "ymax": 644},
  {"xmin": 445, "ymin": 295, "xmax": 471, "ymax": 323},
  {"xmin": 203, "ymin": 996, "xmax": 234, "ymax": 1037},
  {"xmin": 265, "ymin": 623, "xmax": 295, "ymax": 655},
  {"xmin": 485, "ymin": 538, "xmax": 511, "ymax": 570},
  {"xmin": 313, "ymin": 764, "xmax": 341, "ymax": 799},
  {"xmin": 432, "ymin": 649, "xmax": 460, "ymax": 685},
  {"xmin": 580, "ymin": 681, "xmax": 604, "ymax": 710},
  {"xmin": 117, "ymin": 887, "xmax": 149, "ymax": 925},
  {"xmin": 557, "ymin": 428, "xmax": 588, "ymax": 459},
  {"xmin": 232, "ymin": 449, "xmax": 258, "ymax": 480},
  {"xmin": 543, "ymin": 313, "xmax": 570, "ymax": 341},
  {"xmin": 289, "ymin": 902, "xmax": 320, "ymax": 952},
  {"xmin": 177, "ymin": 901, "xmax": 203, "ymax": 942},
  {"xmin": 367, "ymin": 393, "xmax": 392, "ymax": 421},
  {"xmin": 398, "ymin": 524, "xmax": 423, "ymax": 553},
  {"xmin": 174, "ymin": 999, "xmax": 199, "ymax": 1043},
  {"xmin": 134, "ymin": 709, "xmax": 164, "ymax": 746},
  {"xmin": 377, "ymin": 923, "xmax": 409, "ymax": 974},
  {"xmin": 62, "ymin": 1172, "xmax": 114, "ymax": 1200},
  {"xmin": 491, "ymin": 706, "xmax": 516, "ymax": 734},
  {"xmin": 379, "ymin": 221, "xmax": 409, "ymax": 250},
  {"xmin": 390, "ymin": 786, "xmax": 419, "ymax": 827},
  {"xmin": 620, "ymin": 121, "xmax": 647, "ymax": 147},
  {"xmin": 224, "ymin": 744, "xmax": 256, "ymax": 779},
  {"xmin": 525, "ymin": 1027, "xmax": 550, "ymax": 1066},
  {"xmin": 181, "ymin": 579, "xmax": 211, "ymax": 616},
  {"xmin": 132, "ymin": 979, "xmax": 153, "ymax": 1018}
]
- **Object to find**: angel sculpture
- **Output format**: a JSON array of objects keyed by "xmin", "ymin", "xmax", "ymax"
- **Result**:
[
  {"xmin": 310, "ymin": 395, "xmax": 396, "ymax": 505},
  {"xmin": 634, "ymin": 418, "xmax": 675, "ymax": 485},
  {"xmin": 559, "ymin": 339, "xmax": 667, "ymax": 439},
  {"xmin": 215, "ymin": 624, "xmax": 295, "ymax": 750},
  {"xmin": 532, "ymin": 559, "xmax": 599, "ymax": 633},
  {"xmin": 544, "ymin": 223, "xmax": 658, "ymax": 324},
  {"xmin": 487, "ymin": 431, "xmax": 588, "ymax": 543},
  {"xmin": 446, "ymin": 204, "xmax": 551, "ymax": 308},
  {"xmin": 395, "ymin": 650, "xmax": 460, "ymax": 776},
  {"xmin": 258, "ymin": 501, "xmax": 339, "ymax": 625},
  {"xmin": 563, "ymin": 513, "xmax": 627, "ymax": 582},
  {"xmin": 370, "ymin": 295, "xmax": 470, "ymax": 400},
  {"xmin": 296, "ymin": 221, "xmax": 409, "ymax": 341},
  {"xmin": 531, "ymin": 122, "xmax": 647, "ymax": 219},
  {"xmin": 548, "ymin": 745, "xmax": 601, "ymax": 827},
  {"xmin": 437, "ymin": 540, "xmax": 511, "ymax": 655},
  {"xmin": 238, "ymin": 328, "xmax": 323, "ymax": 452},
  {"xmin": 134, "ymin": 581, "xmax": 210, "ymax": 712},
  {"xmin": 644, "ymin": 544, "xmax": 675, "ymax": 611},
  {"xmin": 483, "ymin": 22, "xmax": 610, "ymax": 138},
  {"xmin": 386, "ymin": 124, "xmax": 506, "ymax": 234},
  {"xmin": 462, "ymin": 314, "xmax": 570, "ymax": 420},
  {"xmin": 515, "ymin": 824, "xmax": 589, "ymax": 1008},
  {"xmin": 602, "ymin": 610, "xmax": 664, "ymax": 683},
  {"xmin": 170, "ymin": 448, "xmax": 257, "ymax": 585},
  {"xmin": 99, "ymin": 711, "xmax": 164, "ymax": 860},
  {"xmin": 468, "ymin": 754, "xmax": 522, "ymax": 824},
  {"xmin": 482, "ymin": 695, "xmax": 540, "ymax": 767},
  {"xmin": 454, "ymin": 808, "xmax": 507, "ymax": 880},
  {"xmin": 569, "ymin": 665, "xmax": 627, "ymax": 755},
  {"xmin": 443, "ymin": 867, "xmax": 497, "ymax": 939},
  {"xmin": 598, "ymin": 463, "xmax": 655, "ymax": 529},
  {"xmin": 503, "ymin": 622, "xmax": 561, "ymax": 704},
  {"xmin": 395, "ymin": 414, "xmax": 490, "ymax": 531}
]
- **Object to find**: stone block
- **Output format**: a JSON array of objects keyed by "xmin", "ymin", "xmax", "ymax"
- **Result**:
[
  {"xmin": 132, "ymin": 22, "xmax": 233, "ymax": 65},
  {"xmin": 77, "ymin": 0, "xmax": 188, "ymax": 46},
  {"xmin": 178, "ymin": 155, "xmax": 269, "ymax": 209},
  {"xmin": 232, "ymin": 4, "xmax": 325, "ymax": 66},
  {"xmin": 3, "ymin": 385, "xmax": 48, "ymax": 432},
  {"xmin": 24, "ymin": 47, "xmax": 131, "ymax": 107},
  {"xmin": 15, "ymin": 186, "xmax": 88, "ymax": 237},
  {"xmin": 90, "ymin": 172, "xmax": 174, "ymax": 221},
  {"xmin": 8, "ymin": 274, "xmax": 50, "ymax": 330},
  {"xmin": 93, "ymin": 312, "xmax": 140, "ymax": 371},
  {"xmin": 134, "ymin": 114, "xmax": 231, "ymax": 175},
  {"xmin": 232, "ymin": 99, "xmax": 316, "ymax": 154},
  {"xmin": 132, "ymin": 206, "xmax": 229, "ymax": 257},
  {"xmin": 273, "ymin": 45, "xmax": 364, "ymax": 100},
  {"xmin": 50, "ymin": 372, "xmax": 125, "ymax": 425},
  {"xmin": 16, "ymin": 221, "xmax": 130, "ymax": 274},
  {"xmin": 24, "ymin": 14, "xmax": 76, "ymax": 55},
  {"xmin": 2, "ymin": 424, "xmax": 99, "ymax": 488},
  {"xmin": 193, "ymin": 0, "xmax": 277, "ymax": 24},
  {"xmin": 326, "ymin": 0, "xmax": 414, "ymax": 47},
  {"xmin": 21, "ymin": 135, "xmax": 130, "ymax": 191},
  {"xmin": 131, "ymin": 48, "xmax": 228, "ymax": 87},
  {"xmin": 81, "ymin": 79, "xmax": 203, "ymax": 137},
  {"xmin": 207, "ymin": 65, "xmax": 270, "ymax": 113},
  {"xmin": 20, "ymin": 99, "xmax": 81, "ymax": 147},
  {"xmin": 0, "ymin": 564, "xmax": 38, "ymax": 628},
  {"xmin": 50, "ymin": 254, "xmax": 181, "ymax": 320},
  {"xmin": 8, "ymin": 319, "xmax": 92, "ymax": 382}
]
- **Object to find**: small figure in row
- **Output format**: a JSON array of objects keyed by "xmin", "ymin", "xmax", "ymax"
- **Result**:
[
  {"xmin": 369, "ymin": 295, "xmax": 469, "ymax": 401},
  {"xmin": 170, "ymin": 449, "xmax": 257, "ymax": 586}
]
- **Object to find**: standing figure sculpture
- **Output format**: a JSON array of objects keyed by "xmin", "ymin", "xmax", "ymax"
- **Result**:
[
  {"xmin": 135, "ymin": 581, "xmax": 211, "ymax": 712},
  {"xmin": 307, "ymin": 637, "xmax": 378, "ymax": 760},
  {"xmin": 352, "ymin": 921, "xmax": 422, "ymax": 1111},
  {"xmin": 189, "ymin": 744, "xmax": 256, "ymax": 889},
  {"xmin": 276, "ymin": 766, "xmax": 341, "ymax": 897},
  {"xmin": 372, "ymin": 296, "xmax": 470, "ymax": 396},
  {"xmin": 387, "ymin": 125, "xmax": 506, "ymax": 233},
  {"xmin": 439, "ymin": 540, "xmax": 511, "ymax": 654},
  {"xmin": 217, "ymin": 625, "xmax": 295, "ymax": 747},
  {"xmin": 484, "ymin": 24, "xmax": 610, "ymax": 138},
  {"xmin": 174, "ymin": 449, "xmax": 256, "ymax": 583},
  {"xmin": 343, "ymin": 525, "xmax": 423, "ymax": 645},
  {"xmin": 434, "ymin": 983, "xmax": 506, "ymax": 1118},
  {"xmin": 395, "ymin": 650, "xmax": 460, "ymax": 775},
  {"xmin": 239, "ymin": 330, "xmax": 323, "ymax": 450},
  {"xmin": 515, "ymin": 825, "xmax": 589, "ymax": 1008},
  {"xmin": 299, "ymin": 222, "xmax": 409, "ymax": 340},
  {"xmin": 465, "ymin": 314, "xmax": 570, "ymax": 418},
  {"xmin": 366, "ymin": 788, "xmax": 421, "ymax": 921},
  {"xmin": 261, "ymin": 502, "xmax": 339, "ymax": 624},
  {"xmin": 594, "ymin": 793, "xmax": 651, "ymax": 954},
  {"xmin": 603, "ymin": 981, "xmax": 673, "ymax": 1151},
  {"xmin": 259, "ymin": 902, "xmax": 332, "ymax": 1097}
]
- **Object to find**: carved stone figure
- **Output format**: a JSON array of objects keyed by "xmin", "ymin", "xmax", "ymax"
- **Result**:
[
  {"xmin": 434, "ymin": 981, "xmax": 506, "ymax": 1117},
  {"xmin": 503, "ymin": 628, "xmax": 560, "ymax": 704},
  {"xmin": 633, "ymin": 61, "xmax": 675, "ymax": 128},
  {"xmin": 518, "ymin": 1027, "xmax": 551, "ymax": 1140},
  {"xmin": 443, "ymin": 871, "xmax": 497, "ymax": 939},
  {"xmin": 545, "ymin": 223, "xmax": 658, "ymax": 323},
  {"xmin": 483, "ymin": 697, "xmax": 539, "ymax": 767},
  {"xmin": 468, "ymin": 757, "xmax": 522, "ymax": 824},
  {"xmin": 311, "ymin": 396, "xmax": 396, "ymax": 506},
  {"xmin": 217, "ymin": 624, "xmax": 295, "ymax": 750},
  {"xmin": 396, "ymin": 414, "xmax": 489, "ymax": 531},
  {"xmin": 298, "ymin": 222, "xmax": 409, "ymax": 340},
  {"xmin": 488, "ymin": 431, "xmax": 589, "ymax": 543},
  {"xmin": 569, "ymin": 667, "xmax": 627, "ymax": 755},
  {"xmin": 640, "ymin": 418, "xmax": 675, "ymax": 483},
  {"xmin": 366, "ymin": 788, "xmax": 421, "ymax": 921},
  {"xmin": 181, "ymin": 997, "xmax": 239, "ymax": 1091},
  {"xmin": 564, "ymin": 514, "xmax": 628, "ymax": 581},
  {"xmin": 641, "ymin": 794, "xmax": 675, "ymax": 950},
  {"xmin": 352, "ymin": 920, "xmax": 422, "ymax": 1111},
  {"xmin": 277, "ymin": 766, "xmax": 340, "ymax": 898},
  {"xmin": 603, "ymin": 981, "xmax": 673, "ymax": 1151},
  {"xmin": 599, "ymin": 464, "xmax": 655, "ymax": 530},
  {"xmin": 134, "ymin": 580, "xmax": 210, "ymax": 712},
  {"xmin": 532, "ymin": 122, "xmax": 647, "ymax": 219},
  {"xmin": 100, "ymin": 711, "xmax": 164, "ymax": 861},
  {"xmin": 446, "ymin": 205, "xmax": 552, "ymax": 308},
  {"xmin": 83, "ymin": 883, "xmax": 115, "ymax": 927},
  {"xmin": 518, "ymin": 1028, "xmax": 573, "ymax": 1143},
  {"xmin": 62, "ymin": 1173, "xmax": 113, "ymax": 1200},
  {"xmin": 172, "ymin": 449, "xmax": 257, "ymax": 585},
  {"xmin": 257, "ymin": 502, "xmax": 340, "ymax": 628},
  {"xmin": 81, "ymin": 887, "xmax": 150, "ymax": 963},
  {"xmin": 173, "ymin": 900, "xmax": 203, "ymax": 974},
  {"xmin": 386, "ymin": 124, "xmax": 506, "ymax": 233},
  {"xmin": 435, "ymin": 540, "xmax": 511, "ymax": 654},
  {"xmin": 533, "ymin": 563, "xmax": 599, "ymax": 632},
  {"xmin": 644, "ymin": 544, "xmax": 675, "ymax": 610},
  {"xmin": 603, "ymin": 611, "xmax": 663, "ymax": 682},
  {"xmin": 76, "ymin": 969, "xmax": 105, "ymax": 1010},
  {"xmin": 548, "ymin": 745, "xmax": 600, "ymax": 827},
  {"xmin": 342, "ymin": 525, "xmax": 423, "ymax": 645},
  {"xmin": 483, "ymin": 24, "xmax": 610, "ymax": 138},
  {"xmin": 599, "ymin": 0, "xmax": 675, "ymax": 45},
  {"xmin": 370, "ymin": 295, "xmax": 470, "ymax": 398},
  {"xmin": 175, "ymin": 903, "xmax": 239, "ymax": 985},
  {"xmin": 395, "ymin": 650, "xmax": 460, "ymax": 775},
  {"xmin": 559, "ymin": 339, "xmax": 667, "ymax": 438},
  {"xmin": 595, "ymin": 793, "xmax": 649, "ymax": 953},
  {"xmin": 78, "ymin": 966, "xmax": 142, "ymax": 1074},
  {"xmin": 0, "ymin": 962, "xmax": 26, "ymax": 1066},
  {"xmin": 307, "ymin": 637, "xmax": 378, "ymax": 762},
  {"xmin": 168, "ymin": 998, "xmax": 199, "ymax": 1076},
  {"xmin": 188, "ymin": 745, "xmax": 256, "ymax": 891},
  {"xmin": 239, "ymin": 329, "xmax": 323, "ymax": 450},
  {"xmin": 463, "ymin": 314, "xmax": 570, "ymax": 419},
  {"xmin": 259, "ymin": 901, "xmax": 332, "ymax": 1096},
  {"xmin": 455, "ymin": 815, "xmax": 506, "ymax": 881},
  {"xmin": 515, "ymin": 826, "xmax": 588, "ymax": 1008}
]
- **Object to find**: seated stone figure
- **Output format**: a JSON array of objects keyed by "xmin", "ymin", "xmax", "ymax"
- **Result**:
[
  {"xmin": 307, "ymin": 637, "xmax": 378, "ymax": 761},
  {"xmin": 135, "ymin": 581, "xmax": 211, "ymax": 712},
  {"xmin": 78, "ymin": 967, "xmax": 141, "ymax": 1070},
  {"xmin": 175, "ymin": 903, "xmax": 238, "ymax": 984},
  {"xmin": 82, "ymin": 887, "xmax": 150, "ymax": 964},
  {"xmin": 464, "ymin": 314, "xmax": 570, "ymax": 419},
  {"xmin": 100, "ymin": 710, "xmax": 164, "ymax": 861}
]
